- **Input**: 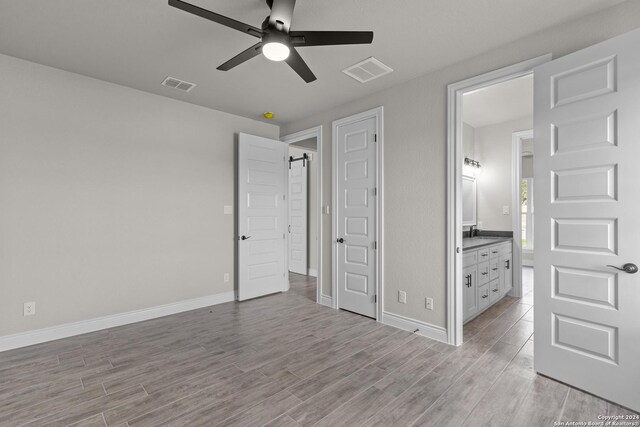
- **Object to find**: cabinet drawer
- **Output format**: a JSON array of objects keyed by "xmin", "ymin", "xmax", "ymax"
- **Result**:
[
  {"xmin": 478, "ymin": 261, "xmax": 490, "ymax": 285},
  {"xmin": 489, "ymin": 278, "xmax": 501, "ymax": 302},
  {"xmin": 489, "ymin": 259, "xmax": 500, "ymax": 281},
  {"xmin": 489, "ymin": 246, "xmax": 502, "ymax": 259},
  {"xmin": 478, "ymin": 248, "xmax": 490, "ymax": 262},
  {"xmin": 463, "ymin": 250, "xmax": 478, "ymax": 266},
  {"xmin": 478, "ymin": 283, "xmax": 491, "ymax": 310}
]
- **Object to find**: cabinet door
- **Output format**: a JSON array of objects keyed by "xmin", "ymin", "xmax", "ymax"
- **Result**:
[
  {"xmin": 501, "ymin": 253, "xmax": 512, "ymax": 293},
  {"xmin": 463, "ymin": 264, "xmax": 478, "ymax": 320}
]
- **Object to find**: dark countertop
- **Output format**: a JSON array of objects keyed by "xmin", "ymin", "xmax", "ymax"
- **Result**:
[{"xmin": 463, "ymin": 236, "xmax": 512, "ymax": 251}]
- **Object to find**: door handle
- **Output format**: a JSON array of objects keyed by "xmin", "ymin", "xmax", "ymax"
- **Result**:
[
  {"xmin": 337, "ymin": 238, "xmax": 344, "ymax": 243},
  {"xmin": 240, "ymin": 235, "xmax": 251, "ymax": 240},
  {"xmin": 606, "ymin": 263, "xmax": 638, "ymax": 274}
]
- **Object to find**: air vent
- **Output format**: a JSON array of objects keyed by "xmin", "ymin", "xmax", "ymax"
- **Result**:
[
  {"xmin": 342, "ymin": 57, "xmax": 393, "ymax": 83},
  {"xmin": 161, "ymin": 76, "xmax": 196, "ymax": 92}
]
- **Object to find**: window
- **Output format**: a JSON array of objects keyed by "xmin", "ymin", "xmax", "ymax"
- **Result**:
[{"xmin": 521, "ymin": 178, "xmax": 534, "ymax": 249}]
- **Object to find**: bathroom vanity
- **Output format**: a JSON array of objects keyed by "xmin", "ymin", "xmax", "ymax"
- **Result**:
[{"xmin": 462, "ymin": 237, "xmax": 512, "ymax": 323}]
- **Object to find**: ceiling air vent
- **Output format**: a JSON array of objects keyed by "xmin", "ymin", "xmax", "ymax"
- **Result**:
[
  {"xmin": 161, "ymin": 76, "xmax": 196, "ymax": 92},
  {"xmin": 342, "ymin": 57, "xmax": 393, "ymax": 83}
]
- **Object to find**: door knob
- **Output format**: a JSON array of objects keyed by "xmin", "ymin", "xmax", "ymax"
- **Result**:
[
  {"xmin": 337, "ymin": 238, "xmax": 344, "ymax": 243},
  {"xmin": 606, "ymin": 263, "xmax": 638, "ymax": 274},
  {"xmin": 240, "ymin": 235, "xmax": 251, "ymax": 240}
]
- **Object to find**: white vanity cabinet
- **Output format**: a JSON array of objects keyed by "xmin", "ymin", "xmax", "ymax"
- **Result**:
[{"xmin": 463, "ymin": 240, "xmax": 512, "ymax": 323}]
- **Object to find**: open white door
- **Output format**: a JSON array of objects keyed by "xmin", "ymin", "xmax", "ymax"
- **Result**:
[
  {"xmin": 534, "ymin": 28, "xmax": 640, "ymax": 411},
  {"xmin": 335, "ymin": 115, "xmax": 377, "ymax": 318},
  {"xmin": 288, "ymin": 157, "xmax": 308, "ymax": 275},
  {"xmin": 237, "ymin": 133, "xmax": 287, "ymax": 301}
]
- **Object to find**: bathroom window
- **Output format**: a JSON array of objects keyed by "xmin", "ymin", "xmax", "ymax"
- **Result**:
[{"xmin": 521, "ymin": 178, "xmax": 534, "ymax": 249}]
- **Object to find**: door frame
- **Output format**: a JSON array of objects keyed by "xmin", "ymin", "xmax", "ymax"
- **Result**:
[
  {"xmin": 332, "ymin": 107, "xmax": 384, "ymax": 321},
  {"xmin": 511, "ymin": 129, "xmax": 534, "ymax": 298},
  {"xmin": 281, "ymin": 126, "xmax": 324, "ymax": 305},
  {"xmin": 446, "ymin": 55, "xmax": 550, "ymax": 346}
]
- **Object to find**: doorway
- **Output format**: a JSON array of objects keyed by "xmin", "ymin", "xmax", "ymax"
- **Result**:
[
  {"xmin": 446, "ymin": 55, "xmax": 551, "ymax": 346},
  {"xmin": 281, "ymin": 126, "xmax": 323, "ymax": 304}
]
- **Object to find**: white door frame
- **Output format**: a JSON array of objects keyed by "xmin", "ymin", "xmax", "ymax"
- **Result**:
[
  {"xmin": 510, "ymin": 129, "xmax": 534, "ymax": 298},
  {"xmin": 332, "ymin": 107, "xmax": 384, "ymax": 321},
  {"xmin": 446, "ymin": 55, "xmax": 550, "ymax": 346},
  {"xmin": 281, "ymin": 126, "xmax": 324, "ymax": 305}
]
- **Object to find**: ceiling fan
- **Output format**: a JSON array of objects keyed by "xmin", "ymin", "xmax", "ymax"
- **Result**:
[{"xmin": 168, "ymin": 0, "xmax": 374, "ymax": 83}]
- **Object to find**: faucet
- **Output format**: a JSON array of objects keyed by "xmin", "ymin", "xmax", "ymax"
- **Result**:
[{"xmin": 469, "ymin": 225, "xmax": 476, "ymax": 238}]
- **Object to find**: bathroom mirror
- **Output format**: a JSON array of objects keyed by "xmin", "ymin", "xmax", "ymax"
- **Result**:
[{"xmin": 462, "ymin": 175, "xmax": 477, "ymax": 226}]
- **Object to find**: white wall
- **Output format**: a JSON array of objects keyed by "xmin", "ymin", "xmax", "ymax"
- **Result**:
[
  {"xmin": 288, "ymin": 145, "xmax": 318, "ymax": 274},
  {"xmin": 475, "ymin": 117, "xmax": 532, "ymax": 231},
  {"xmin": 0, "ymin": 54, "xmax": 279, "ymax": 337},
  {"xmin": 280, "ymin": 1, "xmax": 640, "ymax": 330}
]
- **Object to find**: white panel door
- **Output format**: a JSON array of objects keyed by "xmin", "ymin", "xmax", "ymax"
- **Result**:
[
  {"xmin": 288, "ymin": 157, "xmax": 307, "ymax": 275},
  {"xmin": 237, "ymin": 133, "xmax": 287, "ymax": 301},
  {"xmin": 534, "ymin": 28, "xmax": 640, "ymax": 411},
  {"xmin": 336, "ymin": 116, "xmax": 377, "ymax": 318}
]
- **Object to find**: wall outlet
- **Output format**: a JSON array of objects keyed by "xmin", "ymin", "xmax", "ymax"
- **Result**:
[
  {"xmin": 223, "ymin": 205, "xmax": 233, "ymax": 215},
  {"xmin": 24, "ymin": 302, "xmax": 35, "ymax": 316},
  {"xmin": 502, "ymin": 205, "xmax": 510, "ymax": 215},
  {"xmin": 425, "ymin": 297, "xmax": 434, "ymax": 310},
  {"xmin": 477, "ymin": 221, "xmax": 483, "ymax": 228},
  {"xmin": 223, "ymin": 273, "xmax": 230, "ymax": 283},
  {"xmin": 398, "ymin": 291, "xmax": 407, "ymax": 304}
]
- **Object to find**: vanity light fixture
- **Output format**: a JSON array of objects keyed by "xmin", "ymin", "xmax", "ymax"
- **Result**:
[{"xmin": 464, "ymin": 157, "xmax": 481, "ymax": 168}]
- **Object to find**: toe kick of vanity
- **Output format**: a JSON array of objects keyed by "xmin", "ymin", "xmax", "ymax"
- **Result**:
[{"xmin": 463, "ymin": 240, "xmax": 512, "ymax": 323}]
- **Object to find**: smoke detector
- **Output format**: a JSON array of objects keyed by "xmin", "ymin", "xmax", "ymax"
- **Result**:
[
  {"xmin": 342, "ymin": 57, "xmax": 393, "ymax": 83},
  {"xmin": 161, "ymin": 76, "xmax": 197, "ymax": 92}
]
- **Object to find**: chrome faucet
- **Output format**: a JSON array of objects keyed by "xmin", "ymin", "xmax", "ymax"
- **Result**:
[{"xmin": 469, "ymin": 225, "xmax": 476, "ymax": 238}]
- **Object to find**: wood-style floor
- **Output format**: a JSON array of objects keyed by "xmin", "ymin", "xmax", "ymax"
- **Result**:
[{"xmin": 0, "ymin": 268, "xmax": 636, "ymax": 426}]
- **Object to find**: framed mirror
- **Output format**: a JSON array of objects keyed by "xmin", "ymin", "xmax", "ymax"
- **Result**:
[{"xmin": 462, "ymin": 175, "xmax": 477, "ymax": 226}]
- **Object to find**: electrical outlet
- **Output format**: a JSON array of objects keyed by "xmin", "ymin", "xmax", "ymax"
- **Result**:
[
  {"xmin": 24, "ymin": 302, "xmax": 35, "ymax": 316},
  {"xmin": 223, "ymin": 205, "xmax": 233, "ymax": 215},
  {"xmin": 425, "ymin": 297, "xmax": 434, "ymax": 310},
  {"xmin": 398, "ymin": 291, "xmax": 407, "ymax": 304},
  {"xmin": 223, "ymin": 273, "xmax": 230, "ymax": 283},
  {"xmin": 477, "ymin": 221, "xmax": 483, "ymax": 228},
  {"xmin": 502, "ymin": 205, "xmax": 510, "ymax": 215}
]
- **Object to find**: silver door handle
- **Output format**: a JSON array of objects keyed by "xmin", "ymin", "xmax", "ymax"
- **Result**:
[
  {"xmin": 606, "ymin": 263, "xmax": 638, "ymax": 274},
  {"xmin": 240, "ymin": 235, "xmax": 251, "ymax": 240}
]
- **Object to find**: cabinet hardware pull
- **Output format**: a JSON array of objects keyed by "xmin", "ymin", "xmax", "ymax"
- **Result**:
[
  {"xmin": 493, "ymin": 289, "xmax": 498, "ymax": 292},
  {"xmin": 481, "ymin": 272, "xmax": 488, "ymax": 276},
  {"xmin": 491, "ymin": 268, "xmax": 498, "ymax": 271},
  {"xmin": 482, "ymin": 295, "xmax": 488, "ymax": 299}
]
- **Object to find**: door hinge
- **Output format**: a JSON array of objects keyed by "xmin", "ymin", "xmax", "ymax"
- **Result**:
[
  {"xmin": 373, "ymin": 187, "xmax": 377, "ymax": 197},
  {"xmin": 283, "ymin": 194, "xmax": 286, "ymax": 200},
  {"xmin": 374, "ymin": 134, "xmax": 377, "ymax": 142},
  {"xmin": 372, "ymin": 241, "xmax": 377, "ymax": 250},
  {"xmin": 283, "ymin": 233, "xmax": 286, "ymax": 239},
  {"xmin": 373, "ymin": 295, "xmax": 377, "ymax": 303}
]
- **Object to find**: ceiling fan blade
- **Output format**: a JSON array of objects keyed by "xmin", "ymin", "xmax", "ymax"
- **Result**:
[
  {"xmin": 285, "ymin": 47, "xmax": 316, "ymax": 83},
  {"xmin": 169, "ymin": 0, "xmax": 263, "ymax": 38},
  {"xmin": 269, "ymin": 0, "xmax": 296, "ymax": 32},
  {"xmin": 289, "ymin": 31, "xmax": 374, "ymax": 46},
  {"xmin": 217, "ymin": 42, "xmax": 263, "ymax": 71}
]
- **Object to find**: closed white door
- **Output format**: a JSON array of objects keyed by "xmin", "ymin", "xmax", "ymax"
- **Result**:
[
  {"xmin": 336, "ymin": 116, "xmax": 377, "ymax": 318},
  {"xmin": 237, "ymin": 133, "xmax": 287, "ymax": 301},
  {"xmin": 534, "ymin": 28, "xmax": 640, "ymax": 411},
  {"xmin": 288, "ymin": 157, "xmax": 308, "ymax": 275}
]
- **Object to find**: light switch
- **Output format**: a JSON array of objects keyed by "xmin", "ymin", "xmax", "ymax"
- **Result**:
[
  {"xmin": 502, "ymin": 205, "xmax": 510, "ymax": 215},
  {"xmin": 224, "ymin": 205, "xmax": 233, "ymax": 215}
]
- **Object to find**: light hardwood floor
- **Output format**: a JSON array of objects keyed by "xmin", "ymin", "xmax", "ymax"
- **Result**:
[{"xmin": 0, "ymin": 267, "xmax": 636, "ymax": 426}]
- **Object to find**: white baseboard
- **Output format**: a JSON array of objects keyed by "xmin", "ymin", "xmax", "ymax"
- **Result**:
[
  {"xmin": 319, "ymin": 294, "xmax": 334, "ymax": 308},
  {"xmin": 382, "ymin": 311, "xmax": 448, "ymax": 343},
  {"xmin": 308, "ymin": 268, "xmax": 318, "ymax": 277},
  {"xmin": 0, "ymin": 291, "xmax": 235, "ymax": 353}
]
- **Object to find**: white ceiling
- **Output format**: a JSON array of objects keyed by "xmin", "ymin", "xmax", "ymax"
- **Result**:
[
  {"xmin": 463, "ymin": 75, "xmax": 533, "ymax": 128},
  {"xmin": 0, "ymin": 0, "xmax": 625, "ymax": 125}
]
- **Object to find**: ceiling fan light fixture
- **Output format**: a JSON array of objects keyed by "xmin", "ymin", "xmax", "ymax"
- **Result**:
[{"xmin": 262, "ymin": 42, "xmax": 290, "ymax": 61}]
